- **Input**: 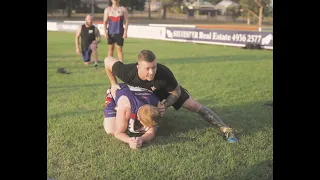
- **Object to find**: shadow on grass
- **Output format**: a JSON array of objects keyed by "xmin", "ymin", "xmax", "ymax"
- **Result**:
[
  {"xmin": 145, "ymin": 99, "xmax": 272, "ymax": 144},
  {"xmin": 197, "ymin": 99, "xmax": 273, "ymax": 134},
  {"xmin": 49, "ymin": 98, "xmax": 272, "ymax": 148},
  {"xmin": 224, "ymin": 160, "xmax": 273, "ymax": 180}
]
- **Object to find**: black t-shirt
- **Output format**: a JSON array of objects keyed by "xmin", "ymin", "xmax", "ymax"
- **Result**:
[
  {"xmin": 112, "ymin": 61, "xmax": 178, "ymax": 94},
  {"xmin": 80, "ymin": 24, "xmax": 97, "ymax": 51}
]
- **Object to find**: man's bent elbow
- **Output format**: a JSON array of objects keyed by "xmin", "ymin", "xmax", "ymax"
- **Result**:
[
  {"xmin": 104, "ymin": 56, "xmax": 110, "ymax": 63},
  {"xmin": 104, "ymin": 56, "xmax": 112, "ymax": 66},
  {"xmin": 104, "ymin": 56, "xmax": 119, "ymax": 70}
]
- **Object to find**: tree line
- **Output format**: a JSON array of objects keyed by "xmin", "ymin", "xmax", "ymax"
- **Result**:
[{"xmin": 47, "ymin": 0, "xmax": 272, "ymax": 26}]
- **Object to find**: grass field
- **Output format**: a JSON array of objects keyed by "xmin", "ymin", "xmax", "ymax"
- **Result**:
[{"xmin": 47, "ymin": 31, "xmax": 273, "ymax": 180}]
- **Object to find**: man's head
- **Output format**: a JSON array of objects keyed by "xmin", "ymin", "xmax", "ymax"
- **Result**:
[
  {"xmin": 111, "ymin": 0, "xmax": 120, "ymax": 5},
  {"xmin": 137, "ymin": 104, "xmax": 161, "ymax": 128},
  {"xmin": 137, "ymin": 50, "xmax": 157, "ymax": 81},
  {"xmin": 85, "ymin": 15, "xmax": 94, "ymax": 27}
]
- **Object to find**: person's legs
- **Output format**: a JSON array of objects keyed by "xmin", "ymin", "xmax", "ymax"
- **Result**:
[
  {"xmin": 182, "ymin": 97, "xmax": 228, "ymax": 128},
  {"xmin": 175, "ymin": 87, "xmax": 238, "ymax": 143},
  {"xmin": 116, "ymin": 44, "xmax": 123, "ymax": 61},
  {"xmin": 108, "ymin": 34, "xmax": 115, "ymax": 58},
  {"xmin": 103, "ymin": 88, "xmax": 117, "ymax": 135},
  {"xmin": 82, "ymin": 48, "xmax": 92, "ymax": 65},
  {"xmin": 115, "ymin": 34, "xmax": 124, "ymax": 61},
  {"xmin": 90, "ymin": 43, "xmax": 98, "ymax": 67},
  {"xmin": 108, "ymin": 44, "xmax": 115, "ymax": 57}
]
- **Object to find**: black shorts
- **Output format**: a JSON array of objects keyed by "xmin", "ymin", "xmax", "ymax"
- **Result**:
[
  {"xmin": 82, "ymin": 48, "xmax": 92, "ymax": 62},
  {"xmin": 81, "ymin": 44, "xmax": 95, "ymax": 62},
  {"xmin": 154, "ymin": 86, "xmax": 190, "ymax": 110},
  {"xmin": 108, "ymin": 34, "xmax": 124, "ymax": 46}
]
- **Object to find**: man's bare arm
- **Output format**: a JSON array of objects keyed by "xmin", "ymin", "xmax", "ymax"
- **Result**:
[
  {"xmin": 113, "ymin": 97, "xmax": 131, "ymax": 144},
  {"xmin": 103, "ymin": 8, "xmax": 109, "ymax": 38},
  {"xmin": 75, "ymin": 26, "xmax": 81, "ymax": 52},
  {"xmin": 161, "ymin": 85, "xmax": 181, "ymax": 109},
  {"xmin": 139, "ymin": 126, "xmax": 157, "ymax": 143},
  {"xmin": 123, "ymin": 7, "xmax": 129, "ymax": 36},
  {"xmin": 94, "ymin": 27, "xmax": 101, "ymax": 43},
  {"xmin": 104, "ymin": 56, "xmax": 120, "ymax": 85}
]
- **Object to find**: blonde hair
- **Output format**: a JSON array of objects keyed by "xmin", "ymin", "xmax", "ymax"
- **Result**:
[{"xmin": 137, "ymin": 104, "xmax": 161, "ymax": 127}]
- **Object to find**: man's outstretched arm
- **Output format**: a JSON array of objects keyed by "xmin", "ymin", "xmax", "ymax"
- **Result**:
[
  {"xmin": 114, "ymin": 96, "xmax": 140, "ymax": 149},
  {"xmin": 138, "ymin": 126, "xmax": 157, "ymax": 143}
]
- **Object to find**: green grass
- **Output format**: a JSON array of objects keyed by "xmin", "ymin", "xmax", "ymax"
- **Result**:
[{"xmin": 47, "ymin": 31, "xmax": 273, "ymax": 180}]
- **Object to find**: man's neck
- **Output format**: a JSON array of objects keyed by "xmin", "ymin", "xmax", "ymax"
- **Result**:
[{"xmin": 112, "ymin": 4, "xmax": 119, "ymax": 8}]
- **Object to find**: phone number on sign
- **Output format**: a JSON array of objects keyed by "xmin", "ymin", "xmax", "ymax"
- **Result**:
[{"xmin": 231, "ymin": 34, "xmax": 262, "ymax": 43}]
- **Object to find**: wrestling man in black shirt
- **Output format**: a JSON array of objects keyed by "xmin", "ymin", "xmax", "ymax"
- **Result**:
[{"xmin": 104, "ymin": 50, "xmax": 238, "ymax": 143}]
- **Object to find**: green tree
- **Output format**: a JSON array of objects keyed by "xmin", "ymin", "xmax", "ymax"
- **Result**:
[
  {"xmin": 61, "ymin": 0, "xmax": 81, "ymax": 18},
  {"xmin": 209, "ymin": 0, "xmax": 223, "ymax": 5},
  {"xmin": 239, "ymin": 0, "xmax": 271, "ymax": 26},
  {"xmin": 161, "ymin": 0, "xmax": 184, "ymax": 19},
  {"xmin": 119, "ymin": 0, "xmax": 146, "ymax": 11},
  {"xmin": 226, "ymin": 4, "xmax": 241, "ymax": 23}
]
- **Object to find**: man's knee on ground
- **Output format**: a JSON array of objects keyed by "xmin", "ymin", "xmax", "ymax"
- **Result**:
[
  {"xmin": 103, "ymin": 117, "xmax": 115, "ymax": 135},
  {"xmin": 105, "ymin": 130, "xmax": 114, "ymax": 135},
  {"xmin": 103, "ymin": 124, "xmax": 114, "ymax": 135}
]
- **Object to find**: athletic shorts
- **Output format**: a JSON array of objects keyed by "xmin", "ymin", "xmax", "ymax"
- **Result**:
[
  {"xmin": 104, "ymin": 88, "xmax": 117, "ymax": 118},
  {"xmin": 154, "ymin": 86, "xmax": 191, "ymax": 110},
  {"xmin": 108, "ymin": 34, "xmax": 124, "ymax": 46},
  {"xmin": 82, "ymin": 43, "xmax": 97, "ymax": 62}
]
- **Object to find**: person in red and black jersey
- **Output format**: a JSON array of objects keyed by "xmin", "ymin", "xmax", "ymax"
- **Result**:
[{"xmin": 103, "ymin": 0, "xmax": 129, "ymax": 62}]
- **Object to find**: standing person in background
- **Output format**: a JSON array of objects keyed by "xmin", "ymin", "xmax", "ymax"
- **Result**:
[
  {"xmin": 103, "ymin": 0, "xmax": 129, "ymax": 62},
  {"xmin": 75, "ymin": 15, "xmax": 101, "ymax": 67}
]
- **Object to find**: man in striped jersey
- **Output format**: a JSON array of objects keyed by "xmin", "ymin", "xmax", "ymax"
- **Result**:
[{"xmin": 103, "ymin": 0, "xmax": 129, "ymax": 62}]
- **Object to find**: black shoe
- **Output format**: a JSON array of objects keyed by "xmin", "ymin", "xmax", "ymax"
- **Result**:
[{"xmin": 56, "ymin": 68, "xmax": 71, "ymax": 74}]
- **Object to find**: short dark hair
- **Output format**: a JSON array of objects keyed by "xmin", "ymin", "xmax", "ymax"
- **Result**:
[{"xmin": 138, "ymin": 50, "xmax": 156, "ymax": 62}]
